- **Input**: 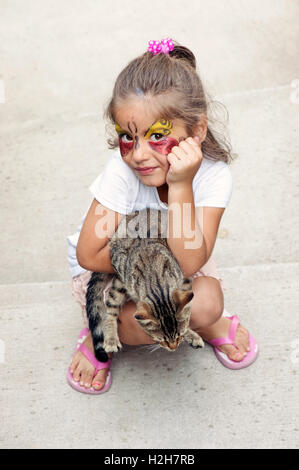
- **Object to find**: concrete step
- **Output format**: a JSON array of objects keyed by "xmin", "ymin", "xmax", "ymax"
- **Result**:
[{"xmin": 0, "ymin": 262, "xmax": 298, "ymax": 448}]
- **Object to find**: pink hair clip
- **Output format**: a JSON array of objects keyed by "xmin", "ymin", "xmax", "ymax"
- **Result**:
[{"xmin": 147, "ymin": 37, "xmax": 174, "ymax": 55}]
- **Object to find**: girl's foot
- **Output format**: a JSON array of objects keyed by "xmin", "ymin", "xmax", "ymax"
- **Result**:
[
  {"xmin": 198, "ymin": 315, "xmax": 250, "ymax": 361},
  {"xmin": 69, "ymin": 331, "xmax": 111, "ymax": 390}
]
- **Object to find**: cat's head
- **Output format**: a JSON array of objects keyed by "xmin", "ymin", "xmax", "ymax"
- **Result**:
[{"xmin": 134, "ymin": 280, "xmax": 194, "ymax": 352}]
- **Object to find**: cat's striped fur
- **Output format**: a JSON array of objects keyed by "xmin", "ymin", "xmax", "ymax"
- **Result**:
[{"xmin": 86, "ymin": 209, "xmax": 203, "ymax": 362}]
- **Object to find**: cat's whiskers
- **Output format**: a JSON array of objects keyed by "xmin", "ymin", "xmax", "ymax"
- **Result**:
[
  {"xmin": 138, "ymin": 344, "xmax": 156, "ymax": 351},
  {"xmin": 148, "ymin": 344, "xmax": 162, "ymax": 354},
  {"xmin": 138, "ymin": 344, "xmax": 161, "ymax": 354}
]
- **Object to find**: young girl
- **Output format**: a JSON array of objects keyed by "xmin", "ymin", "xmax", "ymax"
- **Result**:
[{"xmin": 66, "ymin": 39, "xmax": 258, "ymax": 394}]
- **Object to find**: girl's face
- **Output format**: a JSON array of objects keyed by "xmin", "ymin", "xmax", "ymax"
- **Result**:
[{"xmin": 114, "ymin": 97, "xmax": 189, "ymax": 187}]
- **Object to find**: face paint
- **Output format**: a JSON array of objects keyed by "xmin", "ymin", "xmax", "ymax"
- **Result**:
[
  {"xmin": 119, "ymin": 138, "xmax": 134, "ymax": 157},
  {"xmin": 144, "ymin": 119, "xmax": 178, "ymax": 155},
  {"xmin": 148, "ymin": 137, "xmax": 179, "ymax": 155},
  {"xmin": 115, "ymin": 123, "xmax": 134, "ymax": 157},
  {"xmin": 144, "ymin": 119, "xmax": 173, "ymax": 139},
  {"xmin": 127, "ymin": 122, "xmax": 133, "ymax": 135},
  {"xmin": 115, "ymin": 119, "xmax": 179, "ymax": 157}
]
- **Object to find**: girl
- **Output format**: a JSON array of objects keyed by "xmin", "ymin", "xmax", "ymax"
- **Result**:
[{"xmin": 66, "ymin": 39, "xmax": 258, "ymax": 394}]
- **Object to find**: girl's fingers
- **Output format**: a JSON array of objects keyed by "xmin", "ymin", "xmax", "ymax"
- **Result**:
[
  {"xmin": 167, "ymin": 152, "xmax": 181, "ymax": 164},
  {"xmin": 178, "ymin": 140, "xmax": 202, "ymax": 165},
  {"xmin": 191, "ymin": 136, "xmax": 201, "ymax": 146},
  {"xmin": 167, "ymin": 154, "xmax": 184, "ymax": 173},
  {"xmin": 178, "ymin": 140, "xmax": 197, "ymax": 157},
  {"xmin": 183, "ymin": 137, "xmax": 202, "ymax": 152},
  {"xmin": 178, "ymin": 140, "xmax": 190, "ymax": 150},
  {"xmin": 169, "ymin": 145, "xmax": 188, "ymax": 160},
  {"xmin": 167, "ymin": 153, "xmax": 182, "ymax": 166}
]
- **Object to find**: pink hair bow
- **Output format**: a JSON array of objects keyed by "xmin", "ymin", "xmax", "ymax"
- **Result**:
[{"xmin": 147, "ymin": 37, "xmax": 174, "ymax": 55}]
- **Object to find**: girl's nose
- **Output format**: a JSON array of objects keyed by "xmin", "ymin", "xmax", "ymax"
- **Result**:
[{"xmin": 132, "ymin": 139, "xmax": 149, "ymax": 163}]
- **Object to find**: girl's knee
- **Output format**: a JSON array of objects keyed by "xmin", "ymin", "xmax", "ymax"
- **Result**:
[
  {"xmin": 190, "ymin": 276, "xmax": 224, "ymax": 328},
  {"xmin": 201, "ymin": 297, "xmax": 223, "ymax": 326}
]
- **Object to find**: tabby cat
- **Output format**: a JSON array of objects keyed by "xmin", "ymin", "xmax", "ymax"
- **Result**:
[{"xmin": 86, "ymin": 208, "xmax": 204, "ymax": 362}]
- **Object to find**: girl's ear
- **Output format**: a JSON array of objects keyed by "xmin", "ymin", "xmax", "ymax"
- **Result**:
[{"xmin": 193, "ymin": 114, "xmax": 207, "ymax": 143}]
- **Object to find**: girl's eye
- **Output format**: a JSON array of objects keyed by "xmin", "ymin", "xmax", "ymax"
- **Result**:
[
  {"xmin": 120, "ymin": 134, "xmax": 133, "ymax": 143},
  {"xmin": 150, "ymin": 133, "xmax": 164, "ymax": 142}
]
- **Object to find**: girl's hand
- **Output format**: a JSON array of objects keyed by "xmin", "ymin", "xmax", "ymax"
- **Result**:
[{"xmin": 166, "ymin": 136, "xmax": 203, "ymax": 186}]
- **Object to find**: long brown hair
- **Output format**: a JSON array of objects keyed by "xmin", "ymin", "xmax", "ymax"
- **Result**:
[{"xmin": 104, "ymin": 42, "xmax": 234, "ymax": 164}]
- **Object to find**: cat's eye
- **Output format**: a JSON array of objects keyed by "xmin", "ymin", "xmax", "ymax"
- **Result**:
[
  {"xmin": 135, "ymin": 314, "xmax": 144, "ymax": 320},
  {"xmin": 149, "ymin": 133, "xmax": 164, "ymax": 142}
]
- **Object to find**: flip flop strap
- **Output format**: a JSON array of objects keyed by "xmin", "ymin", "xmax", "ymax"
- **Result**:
[
  {"xmin": 79, "ymin": 327, "xmax": 89, "ymax": 339},
  {"xmin": 79, "ymin": 343, "xmax": 112, "ymax": 372},
  {"xmin": 208, "ymin": 315, "xmax": 240, "ymax": 348}
]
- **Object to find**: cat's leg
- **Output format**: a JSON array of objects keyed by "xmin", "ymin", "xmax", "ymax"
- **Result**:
[
  {"xmin": 184, "ymin": 328, "xmax": 204, "ymax": 349},
  {"xmin": 103, "ymin": 276, "xmax": 129, "ymax": 353}
]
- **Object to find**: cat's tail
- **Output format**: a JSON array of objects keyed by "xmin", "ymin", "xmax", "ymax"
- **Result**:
[{"xmin": 86, "ymin": 272, "xmax": 114, "ymax": 362}]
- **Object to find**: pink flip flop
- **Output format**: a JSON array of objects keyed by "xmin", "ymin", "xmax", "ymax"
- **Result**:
[
  {"xmin": 67, "ymin": 328, "xmax": 112, "ymax": 394},
  {"xmin": 206, "ymin": 315, "xmax": 259, "ymax": 369}
]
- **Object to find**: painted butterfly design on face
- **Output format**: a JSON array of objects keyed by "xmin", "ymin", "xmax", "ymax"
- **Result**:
[{"xmin": 115, "ymin": 119, "xmax": 179, "ymax": 157}]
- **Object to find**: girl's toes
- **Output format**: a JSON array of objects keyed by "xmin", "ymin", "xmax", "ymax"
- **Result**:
[
  {"xmin": 231, "ymin": 350, "xmax": 246, "ymax": 361},
  {"xmin": 72, "ymin": 366, "xmax": 81, "ymax": 382},
  {"xmin": 92, "ymin": 382, "xmax": 104, "ymax": 391},
  {"xmin": 228, "ymin": 348, "xmax": 245, "ymax": 361},
  {"xmin": 92, "ymin": 369, "xmax": 108, "ymax": 390},
  {"xmin": 238, "ymin": 326, "xmax": 250, "ymax": 352},
  {"xmin": 69, "ymin": 355, "xmax": 80, "ymax": 375},
  {"xmin": 80, "ymin": 368, "xmax": 92, "ymax": 388},
  {"xmin": 243, "ymin": 330, "xmax": 250, "ymax": 351},
  {"xmin": 219, "ymin": 344, "xmax": 244, "ymax": 362},
  {"xmin": 82, "ymin": 371, "xmax": 94, "ymax": 389}
]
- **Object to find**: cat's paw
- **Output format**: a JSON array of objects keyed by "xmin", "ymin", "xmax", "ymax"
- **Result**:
[
  {"xmin": 103, "ymin": 336, "xmax": 122, "ymax": 353},
  {"xmin": 184, "ymin": 329, "xmax": 204, "ymax": 349},
  {"xmin": 190, "ymin": 335, "xmax": 204, "ymax": 349}
]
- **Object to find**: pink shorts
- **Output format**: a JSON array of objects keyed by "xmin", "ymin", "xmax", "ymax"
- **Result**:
[{"xmin": 71, "ymin": 255, "xmax": 228, "ymax": 327}]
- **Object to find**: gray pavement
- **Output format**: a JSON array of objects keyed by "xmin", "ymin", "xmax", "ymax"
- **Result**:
[{"xmin": 1, "ymin": 0, "xmax": 299, "ymax": 449}]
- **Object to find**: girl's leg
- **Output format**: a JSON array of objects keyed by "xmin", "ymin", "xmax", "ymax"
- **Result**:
[
  {"xmin": 189, "ymin": 276, "xmax": 250, "ymax": 360},
  {"xmin": 117, "ymin": 300, "xmax": 155, "ymax": 345},
  {"xmin": 70, "ymin": 272, "xmax": 251, "ymax": 389},
  {"xmin": 69, "ymin": 298, "xmax": 153, "ymax": 390}
]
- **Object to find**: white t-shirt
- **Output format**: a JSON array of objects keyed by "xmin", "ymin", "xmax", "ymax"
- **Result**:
[{"xmin": 67, "ymin": 149, "xmax": 233, "ymax": 277}]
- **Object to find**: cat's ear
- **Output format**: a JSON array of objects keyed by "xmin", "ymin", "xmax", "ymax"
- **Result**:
[
  {"xmin": 172, "ymin": 289, "xmax": 194, "ymax": 308},
  {"xmin": 134, "ymin": 301, "xmax": 153, "ymax": 321},
  {"xmin": 181, "ymin": 277, "xmax": 193, "ymax": 291}
]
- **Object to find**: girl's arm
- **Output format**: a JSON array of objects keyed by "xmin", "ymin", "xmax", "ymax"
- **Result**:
[
  {"xmin": 166, "ymin": 136, "xmax": 225, "ymax": 277},
  {"xmin": 167, "ymin": 180, "xmax": 225, "ymax": 276},
  {"xmin": 76, "ymin": 198, "xmax": 124, "ymax": 273}
]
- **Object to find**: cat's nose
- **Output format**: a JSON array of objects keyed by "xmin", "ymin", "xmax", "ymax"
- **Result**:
[{"xmin": 168, "ymin": 342, "xmax": 178, "ymax": 350}]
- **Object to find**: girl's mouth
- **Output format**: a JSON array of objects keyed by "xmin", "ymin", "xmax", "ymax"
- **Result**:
[{"xmin": 135, "ymin": 166, "xmax": 157, "ymax": 175}]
